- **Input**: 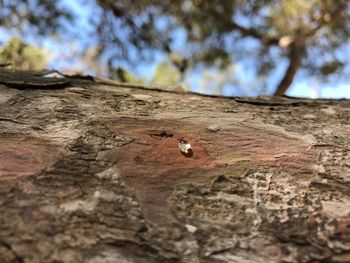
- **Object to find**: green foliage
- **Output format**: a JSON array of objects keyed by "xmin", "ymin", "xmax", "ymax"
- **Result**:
[
  {"xmin": 0, "ymin": 38, "xmax": 48, "ymax": 70},
  {"xmin": 109, "ymin": 67, "xmax": 146, "ymax": 84},
  {"xmin": 151, "ymin": 60, "xmax": 181, "ymax": 85},
  {"xmin": 320, "ymin": 60, "xmax": 345, "ymax": 76},
  {"xmin": 109, "ymin": 59, "xmax": 183, "ymax": 88}
]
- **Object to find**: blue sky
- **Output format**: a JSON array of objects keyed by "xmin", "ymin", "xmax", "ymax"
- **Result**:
[{"xmin": 1, "ymin": 0, "xmax": 350, "ymax": 99}]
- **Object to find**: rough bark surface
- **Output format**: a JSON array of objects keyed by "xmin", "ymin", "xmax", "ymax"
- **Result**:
[{"xmin": 0, "ymin": 70, "xmax": 350, "ymax": 263}]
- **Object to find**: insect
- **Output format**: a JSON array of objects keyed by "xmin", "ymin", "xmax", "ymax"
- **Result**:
[{"xmin": 178, "ymin": 139, "xmax": 192, "ymax": 154}]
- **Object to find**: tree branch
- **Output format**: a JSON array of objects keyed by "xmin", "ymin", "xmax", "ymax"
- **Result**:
[
  {"xmin": 305, "ymin": 1, "xmax": 348, "ymax": 38},
  {"xmin": 229, "ymin": 20, "xmax": 280, "ymax": 45},
  {"xmin": 206, "ymin": 8, "xmax": 280, "ymax": 46}
]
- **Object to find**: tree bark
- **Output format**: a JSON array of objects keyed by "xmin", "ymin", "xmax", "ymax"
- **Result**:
[{"xmin": 0, "ymin": 70, "xmax": 350, "ymax": 263}]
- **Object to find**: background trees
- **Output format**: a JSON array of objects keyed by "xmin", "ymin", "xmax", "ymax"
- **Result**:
[
  {"xmin": 0, "ymin": 38, "xmax": 48, "ymax": 70},
  {"xmin": 0, "ymin": 0, "xmax": 349, "ymax": 96}
]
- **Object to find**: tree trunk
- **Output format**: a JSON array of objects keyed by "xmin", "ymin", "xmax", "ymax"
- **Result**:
[
  {"xmin": 274, "ymin": 43, "xmax": 302, "ymax": 96},
  {"xmin": 0, "ymin": 70, "xmax": 349, "ymax": 263}
]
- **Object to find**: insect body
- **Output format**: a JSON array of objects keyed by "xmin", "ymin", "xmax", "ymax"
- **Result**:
[{"xmin": 178, "ymin": 139, "xmax": 192, "ymax": 154}]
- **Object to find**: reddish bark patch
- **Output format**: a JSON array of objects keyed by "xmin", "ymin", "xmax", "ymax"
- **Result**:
[
  {"xmin": 108, "ymin": 118, "xmax": 216, "ymax": 223},
  {"xmin": 0, "ymin": 136, "xmax": 62, "ymax": 192},
  {"xmin": 108, "ymin": 118, "xmax": 317, "ymax": 223},
  {"xmin": 210, "ymin": 125, "xmax": 317, "ymax": 176}
]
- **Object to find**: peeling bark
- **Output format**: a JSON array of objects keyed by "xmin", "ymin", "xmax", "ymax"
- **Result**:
[{"xmin": 0, "ymin": 71, "xmax": 350, "ymax": 263}]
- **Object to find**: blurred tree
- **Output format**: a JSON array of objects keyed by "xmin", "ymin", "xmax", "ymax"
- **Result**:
[
  {"xmin": 151, "ymin": 60, "xmax": 181, "ymax": 86},
  {"xmin": 199, "ymin": 65, "xmax": 240, "ymax": 95},
  {"xmin": 0, "ymin": 38, "xmax": 48, "ymax": 70},
  {"xmin": 108, "ymin": 60, "xmax": 187, "ymax": 89},
  {"xmin": 109, "ymin": 67, "xmax": 146, "ymax": 84},
  {"xmin": 0, "ymin": 0, "xmax": 72, "ymax": 35},
  {"xmin": 93, "ymin": 0, "xmax": 350, "ymax": 95},
  {"xmin": 1, "ymin": 0, "xmax": 349, "ymax": 95}
]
